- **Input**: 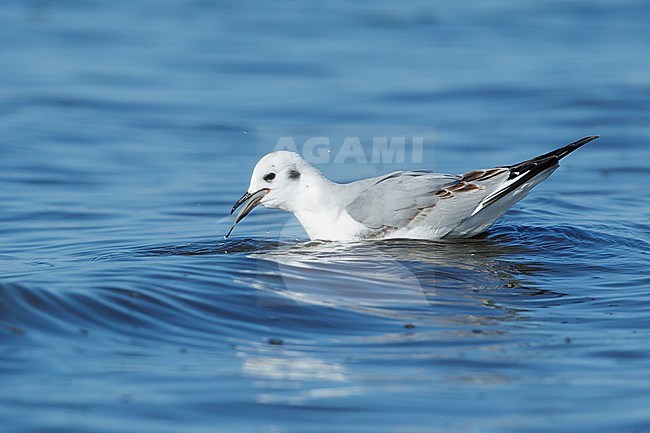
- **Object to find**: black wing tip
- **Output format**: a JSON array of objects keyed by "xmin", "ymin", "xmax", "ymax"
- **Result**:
[
  {"xmin": 548, "ymin": 134, "xmax": 600, "ymax": 161},
  {"xmin": 561, "ymin": 134, "xmax": 599, "ymax": 156},
  {"xmin": 472, "ymin": 135, "xmax": 599, "ymax": 215},
  {"xmin": 509, "ymin": 134, "xmax": 599, "ymax": 172}
]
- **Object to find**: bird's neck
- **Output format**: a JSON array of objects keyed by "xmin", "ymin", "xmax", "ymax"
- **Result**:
[
  {"xmin": 289, "ymin": 171, "xmax": 342, "ymax": 216},
  {"xmin": 289, "ymin": 173, "xmax": 364, "ymax": 241}
]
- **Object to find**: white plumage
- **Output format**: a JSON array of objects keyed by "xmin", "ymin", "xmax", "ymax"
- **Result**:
[{"xmin": 228, "ymin": 136, "xmax": 598, "ymax": 241}]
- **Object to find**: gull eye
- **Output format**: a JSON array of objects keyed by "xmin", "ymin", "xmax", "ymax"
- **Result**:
[{"xmin": 263, "ymin": 172, "xmax": 276, "ymax": 182}]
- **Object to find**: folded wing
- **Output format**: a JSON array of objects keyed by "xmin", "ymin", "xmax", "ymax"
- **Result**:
[
  {"xmin": 346, "ymin": 135, "xmax": 599, "ymax": 239},
  {"xmin": 345, "ymin": 170, "xmax": 459, "ymax": 230}
]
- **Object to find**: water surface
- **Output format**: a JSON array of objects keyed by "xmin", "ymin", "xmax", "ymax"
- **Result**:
[{"xmin": 1, "ymin": 1, "xmax": 650, "ymax": 432}]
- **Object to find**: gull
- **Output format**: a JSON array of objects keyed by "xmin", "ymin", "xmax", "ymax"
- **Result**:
[{"xmin": 227, "ymin": 135, "xmax": 599, "ymax": 241}]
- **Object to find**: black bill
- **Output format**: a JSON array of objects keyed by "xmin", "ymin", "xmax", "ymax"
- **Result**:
[{"xmin": 225, "ymin": 188, "xmax": 269, "ymax": 238}]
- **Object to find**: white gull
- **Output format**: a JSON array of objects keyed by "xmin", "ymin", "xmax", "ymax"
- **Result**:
[{"xmin": 227, "ymin": 135, "xmax": 599, "ymax": 241}]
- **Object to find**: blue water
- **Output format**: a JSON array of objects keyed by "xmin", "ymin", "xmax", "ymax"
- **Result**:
[{"xmin": 2, "ymin": 1, "xmax": 650, "ymax": 432}]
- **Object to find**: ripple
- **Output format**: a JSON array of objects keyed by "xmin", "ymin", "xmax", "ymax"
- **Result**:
[
  {"xmin": 489, "ymin": 223, "xmax": 648, "ymax": 252},
  {"xmin": 2, "ymin": 0, "xmax": 650, "ymax": 431},
  {"xmin": 6, "ymin": 217, "xmax": 645, "ymax": 358}
]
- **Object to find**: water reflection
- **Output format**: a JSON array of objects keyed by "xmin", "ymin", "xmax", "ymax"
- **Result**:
[
  {"xmin": 244, "ymin": 236, "xmax": 553, "ymax": 315},
  {"xmin": 72, "ymin": 234, "xmax": 580, "ymax": 408},
  {"xmin": 236, "ymin": 341, "xmax": 358, "ymax": 405},
  {"xmin": 229, "ymin": 235, "xmax": 552, "ymax": 404}
]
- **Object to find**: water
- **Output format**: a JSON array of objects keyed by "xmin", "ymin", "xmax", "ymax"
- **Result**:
[{"xmin": 2, "ymin": 1, "xmax": 650, "ymax": 432}]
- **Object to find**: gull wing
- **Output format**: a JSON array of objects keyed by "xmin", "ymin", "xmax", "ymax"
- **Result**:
[
  {"xmin": 344, "ymin": 170, "xmax": 461, "ymax": 230},
  {"xmin": 345, "ymin": 168, "xmax": 513, "ymax": 237},
  {"xmin": 346, "ymin": 135, "xmax": 599, "ymax": 238}
]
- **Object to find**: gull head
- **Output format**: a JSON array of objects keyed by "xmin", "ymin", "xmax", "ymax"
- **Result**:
[{"xmin": 226, "ymin": 151, "xmax": 315, "ymax": 238}]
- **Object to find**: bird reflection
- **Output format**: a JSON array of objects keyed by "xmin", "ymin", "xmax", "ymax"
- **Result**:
[
  {"xmin": 232, "ymin": 230, "xmax": 569, "ymax": 405},
  {"xmin": 244, "ymin": 232, "xmax": 559, "ymax": 318}
]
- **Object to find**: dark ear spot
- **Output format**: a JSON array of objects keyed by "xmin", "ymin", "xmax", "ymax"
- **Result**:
[{"xmin": 288, "ymin": 168, "xmax": 301, "ymax": 180}]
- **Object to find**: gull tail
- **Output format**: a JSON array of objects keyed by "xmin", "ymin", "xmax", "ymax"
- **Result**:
[
  {"xmin": 446, "ymin": 135, "xmax": 599, "ymax": 238},
  {"xmin": 480, "ymin": 135, "xmax": 600, "ymax": 210}
]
